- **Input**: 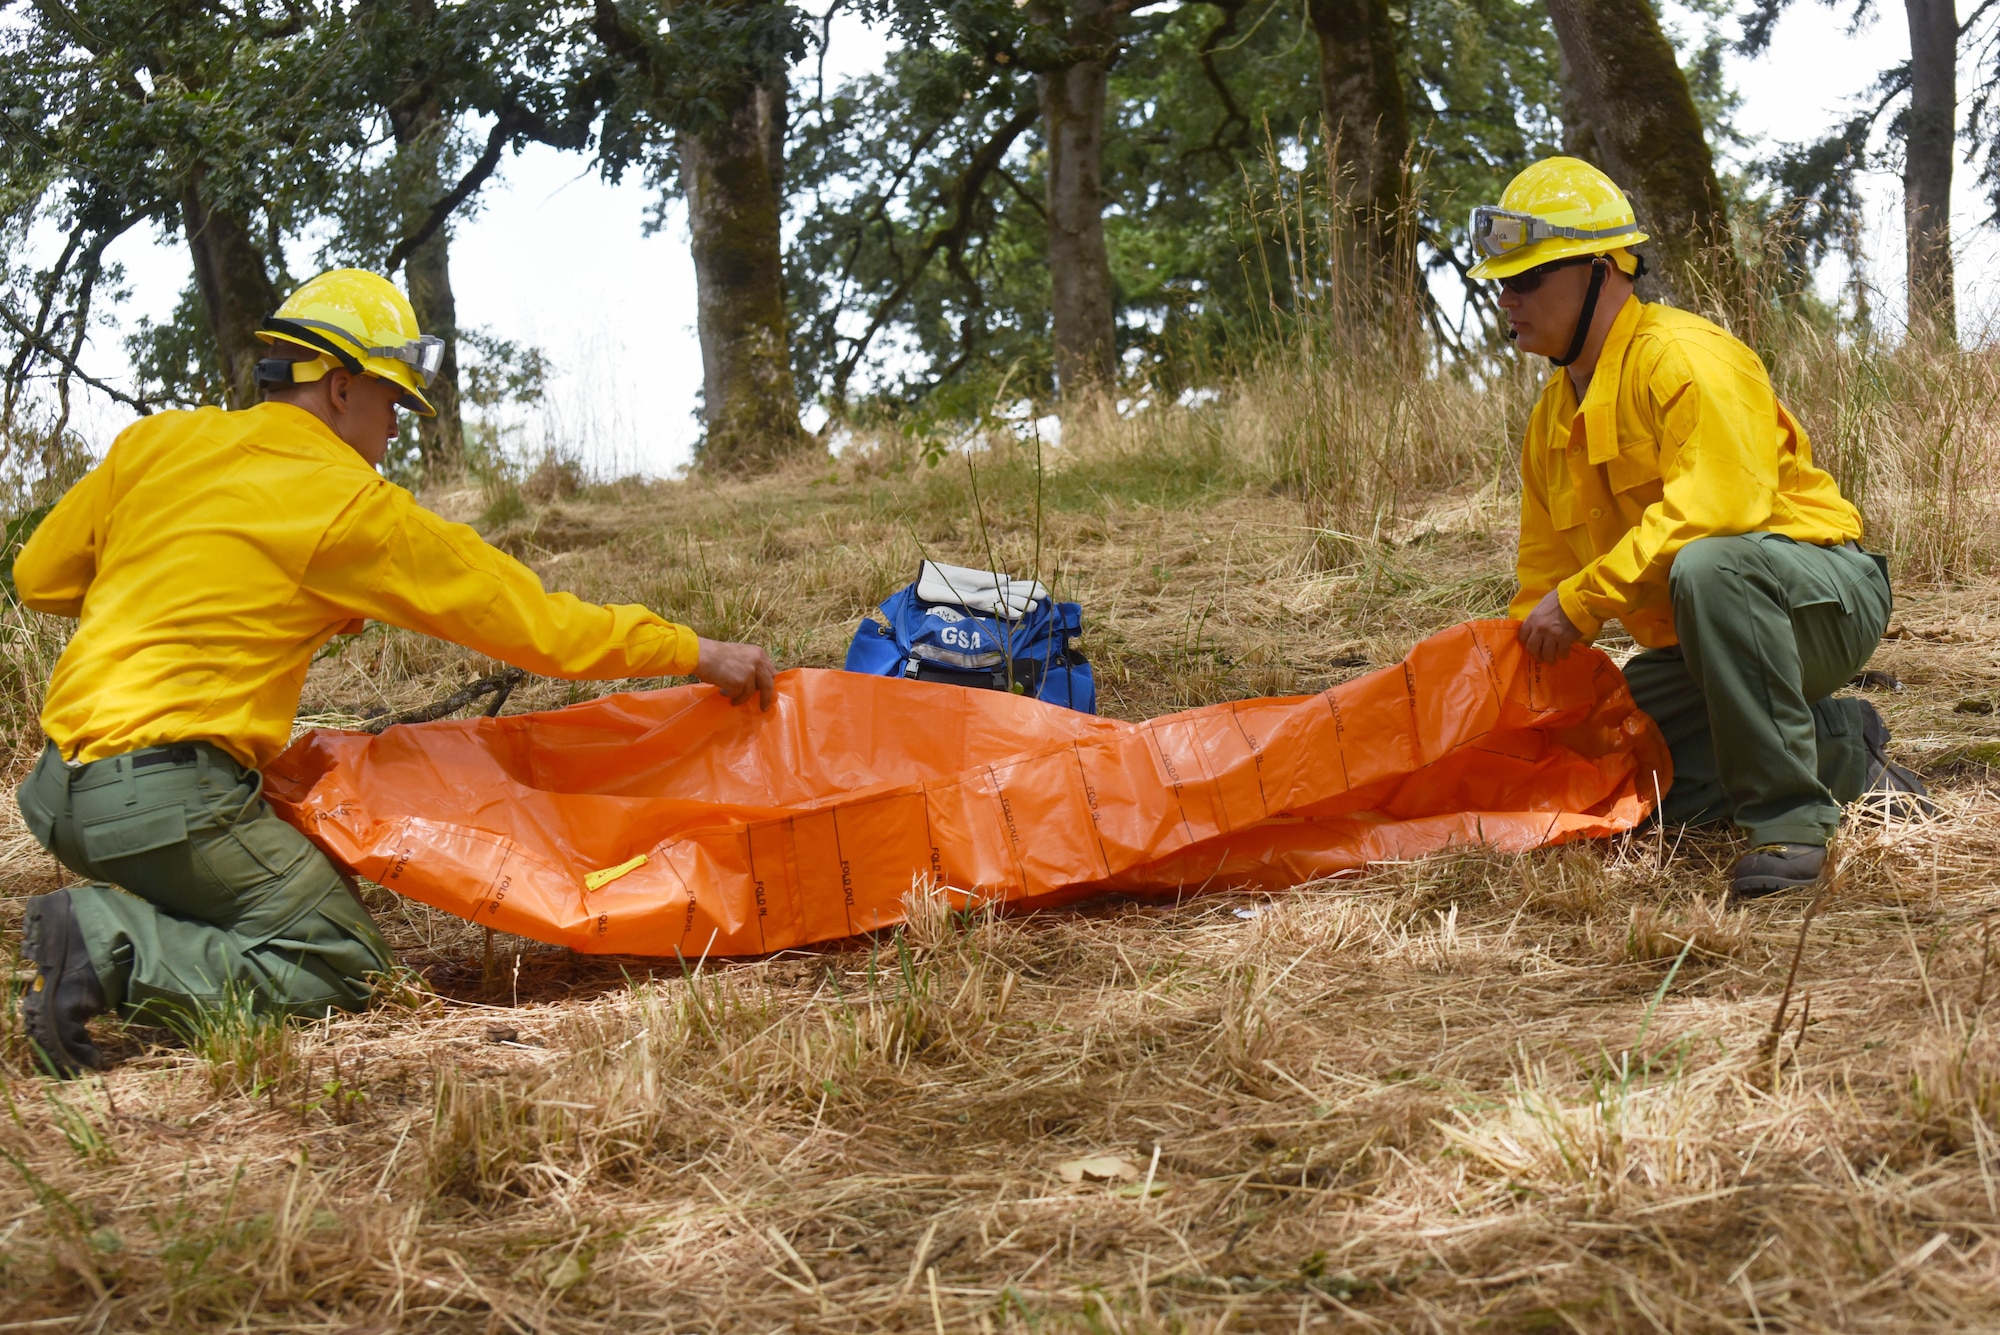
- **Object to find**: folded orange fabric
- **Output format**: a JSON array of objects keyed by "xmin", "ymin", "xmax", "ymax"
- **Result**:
[{"xmin": 266, "ymin": 619, "xmax": 1670, "ymax": 956}]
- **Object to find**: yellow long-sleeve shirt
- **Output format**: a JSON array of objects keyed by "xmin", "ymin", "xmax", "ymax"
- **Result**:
[
  {"xmin": 17, "ymin": 403, "xmax": 701, "ymax": 770},
  {"xmin": 1509, "ymin": 297, "xmax": 1862, "ymax": 648}
]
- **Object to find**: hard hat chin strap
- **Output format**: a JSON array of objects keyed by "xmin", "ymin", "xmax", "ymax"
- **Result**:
[{"xmin": 1550, "ymin": 256, "xmax": 1609, "ymax": 368}]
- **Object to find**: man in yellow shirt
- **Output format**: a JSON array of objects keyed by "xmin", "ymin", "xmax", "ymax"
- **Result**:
[
  {"xmin": 15, "ymin": 269, "xmax": 775, "ymax": 1075},
  {"xmin": 1473, "ymin": 159, "xmax": 1929, "ymax": 901}
]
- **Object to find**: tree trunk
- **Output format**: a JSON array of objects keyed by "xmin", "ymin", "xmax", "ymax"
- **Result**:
[
  {"xmin": 1542, "ymin": 0, "xmax": 1743, "ymax": 316},
  {"xmin": 681, "ymin": 65, "xmax": 811, "ymax": 472},
  {"xmin": 1307, "ymin": 0, "xmax": 1411, "ymax": 295},
  {"xmin": 1904, "ymin": 0, "xmax": 1956, "ymax": 342},
  {"xmin": 390, "ymin": 94, "xmax": 466, "ymax": 475},
  {"xmin": 1556, "ymin": 41, "xmax": 1665, "ymax": 303},
  {"xmin": 1555, "ymin": 43, "xmax": 1600, "ymax": 170},
  {"xmin": 1033, "ymin": 0, "xmax": 1119, "ymax": 398},
  {"xmin": 181, "ymin": 165, "xmax": 278, "ymax": 410}
]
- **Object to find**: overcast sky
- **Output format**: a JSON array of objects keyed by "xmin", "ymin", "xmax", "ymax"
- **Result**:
[{"xmin": 56, "ymin": 3, "xmax": 2000, "ymax": 475}]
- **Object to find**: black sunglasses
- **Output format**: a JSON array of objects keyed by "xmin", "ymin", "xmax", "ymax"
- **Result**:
[{"xmin": 1497, "ymin": 255, "xmax": 1597, "ymax": 295}]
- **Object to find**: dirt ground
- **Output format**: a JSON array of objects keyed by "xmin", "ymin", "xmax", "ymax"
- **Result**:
[{"xmin": 2, "ymin": 454, "xmax": 1998, "ymax": 1332}]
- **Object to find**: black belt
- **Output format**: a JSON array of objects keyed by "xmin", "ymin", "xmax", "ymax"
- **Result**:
[
  {"xmin": 130, "ymin": 745, "xmax": 199, "ymax": 770},
  {"xmin": 62, "ymin": 743, "xmax": 200, "ymax": 775}
]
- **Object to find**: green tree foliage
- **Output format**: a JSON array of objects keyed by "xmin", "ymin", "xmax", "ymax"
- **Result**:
[
  {"xmin": 324, "ymin": 0, "xmax": 621, "ymax": 473},
  {"xmin": 4, "ymin": 0, "xmax": 1926, "ymax": 461},
  {"xmin": 2, "ymin": 1, "xmax": 823, "ymax": 456},
  {"xmin": 787, "ymin": 0, "xmax": 1567, "ymax": 422},
  {"xmin": 1, "ymin": 1, "xmax": 362, "ymax": 429},
  {"xmin": 1964, "ymin": 0, "xmax": 2000, "ymax": 212},
  {"xmin": 1737, "ymin": 0, "xmax": 1993, "ymax": 322},
  {"xmin": 787, "ymin": 44, "xmax": 1046, "ymax": 421}
]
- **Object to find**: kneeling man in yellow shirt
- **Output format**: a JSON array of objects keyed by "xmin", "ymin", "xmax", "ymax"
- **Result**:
[
  {"xmin": 15, "ymin": 269, "xmax": 774, "ymax": 1075},
  {"xmin": 1474, "ymin": 159, "xmax": 1930, "ymax": 902}
]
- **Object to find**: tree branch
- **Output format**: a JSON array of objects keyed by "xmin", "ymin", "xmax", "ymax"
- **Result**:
[
  {"xmin": 3, "ymin": 209, "xmax": 147, "ymax": 427},
  {"xmin": 385, "ymin": 107, "xmax": 537, "ymax": 273},
  {"xmin": 25, "ymin": 0, "xmax": 103, "ymax": 55},
  {"xmin": 993, "ymin": 165, "xmax": 1048, "ymax": 219},
  {"xmin": 0, "ymin": 301, "xmax": 155, "ymax": 415},
  {"xmin": 1419, "ymin": 221, "xmax": 1503, "ymax": 347},
  {"xmin": 831, "ymin": 104, "xmax": 1040, "ymax": 403},
  {"xmin": 3, "ymin": 221, "xmax": 85, "ymax": 417},
  {"xmin": 831, "ymin": 115, "xmax": 950, "ymax": 287},
  {"xmin": 362, "ymin": 667, "xmax": 528, "ymax": 733},
  {"xmin": 1184, "ymin": 0, "xmax": 1250, "ymax": 170}
]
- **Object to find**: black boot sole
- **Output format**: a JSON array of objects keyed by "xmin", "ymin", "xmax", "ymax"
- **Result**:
[
  {"xmin": 20, "ymin": 892, "xmax": 103, "ymax": 1077},
  {"xmin": 1730, "ymin": 874, "xmax": 1823, "ymax": 901}
]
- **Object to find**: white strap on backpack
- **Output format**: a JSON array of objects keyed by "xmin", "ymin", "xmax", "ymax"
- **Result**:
[{"xmin": 916, "ymin": 560, "xmax": 1047, "ymax": 620}]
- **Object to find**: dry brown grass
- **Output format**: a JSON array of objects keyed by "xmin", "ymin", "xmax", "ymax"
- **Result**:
[
  {"xmin": 1765, "ymin": 330, "xmax": 2000, "ymax": 584},
  {"xmin": 2, "ymin": 365, "xmax": 2000, "ymax": 1329}
]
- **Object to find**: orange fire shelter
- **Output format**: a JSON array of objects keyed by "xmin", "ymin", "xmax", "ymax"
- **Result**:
[{"xmin": 266, "ymin": 620, "xmax": 1669, "ymax": 956}]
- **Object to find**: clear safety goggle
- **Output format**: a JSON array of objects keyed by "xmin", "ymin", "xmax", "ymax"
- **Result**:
[
  {"xmin": 1470, "ymin": 205, "xmax": 1638, "ymax": 259},
  {"xmin": 372, "ymin": 333, "xmax": 446, "ymax": 385},
  {"xmin": 264, "ymin": 317, "xmax": 445, "ymax": 386}
]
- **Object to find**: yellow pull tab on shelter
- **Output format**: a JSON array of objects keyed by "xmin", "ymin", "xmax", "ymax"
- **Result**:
[{"xmin": 584, "ymin": 854, "xmax": 649, "ymax": 892}]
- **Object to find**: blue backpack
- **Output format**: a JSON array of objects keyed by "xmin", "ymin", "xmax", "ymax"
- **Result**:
[{"xmin": 844, "ymin": 573, "xmax": 1096, "ymax": 714}]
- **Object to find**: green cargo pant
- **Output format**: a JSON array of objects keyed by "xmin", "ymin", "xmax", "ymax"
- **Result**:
[
  {"xmin": 1621, "ymin": 533, "xmax": 1893, "ymax": 848},
  {"xmin": 17, "ymin": 741, "xmax": 393, "ymax": 1022}
]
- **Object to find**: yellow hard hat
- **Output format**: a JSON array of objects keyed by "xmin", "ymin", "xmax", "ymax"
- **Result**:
[
  {"xmin": 1467, "ymin": 157, "xmax": 1649, "ymax": 281},
  {"xmin": 255, "ymin": 268, "xmax": 440, "ymax": 416}
]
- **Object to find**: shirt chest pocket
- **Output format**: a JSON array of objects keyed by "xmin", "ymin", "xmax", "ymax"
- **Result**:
[
  {"xmin": 1605, "ymin": 434, "xmax": 1665, "ymax": 502},
  {"xmin": 1547, "ymin": 434, "xmax": 1661, "ymax": 530}
]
